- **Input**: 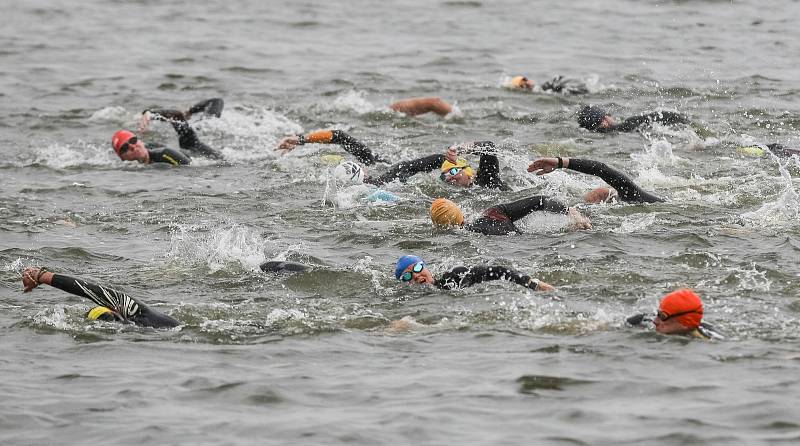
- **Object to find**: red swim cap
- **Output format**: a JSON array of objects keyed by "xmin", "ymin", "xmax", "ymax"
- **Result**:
[
  {"xmin": 658, "ymin": 289, "xmax": 703, "ymax": 329},
  {"xmin": 112, "ymin": 130, "xmax": 136, "ymax": 154}
]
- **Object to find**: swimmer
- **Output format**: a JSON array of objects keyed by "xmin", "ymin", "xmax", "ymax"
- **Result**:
[
  {"xmin": 430, "ymin": 197, "xmax": 591, "ymax": 235},
  {"xmin": 394, "ymin": 255, "xmax": 555, "ymax": 291},
  {"xmin": 21, "ymin": 267, "xmax": 179, "ymax": 328},
  {"xmin": 577, "ymin": 105, "xmax": 689, "ymax": 133},
  {"xmin": 389, "ymin": 97, "xmax": 453, "ymax": 117},
  {"xmin": 110, "ymin": 98, "xmax": 225, "ymax": 166},
  {"xmin": 506, "ymin": 75, "xmax": 588, "ymax": 95},
  {"xmin": 627, "ymin": 288, "xmax": 724, "ymax": 340},
  {"xmin": 278, "ymin": 133, "xmax": 510, "ymax": 190},
  {"xmin": 527, "ymin": 156, "xmax": 664, "ymax": 204},
  {"xmin": 259, "ymin": 261, "xmax": 308, "ymax": 273}
]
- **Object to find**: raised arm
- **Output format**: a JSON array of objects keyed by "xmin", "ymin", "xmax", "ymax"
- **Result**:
[
  {"xmin": 22, "ymin": 267, "xmax": 179, "ymax": 328},
  {"xmin": 275, "ymin": 130, "xmax": 386, "ymax": 165},
  {"xmin": 436, "ymin": 265, "xmax": 554, "ymax": 291},
  {"xmin": 143, "ymin": 105, "xmax": 223, "ymax": 159},
  {"xmin": 390, "ymin": 97, "xmax": 453, "ymax": 117},
  {"xmin": 528, "ymin": 157, "xmax": 664, "ymax": 203}
]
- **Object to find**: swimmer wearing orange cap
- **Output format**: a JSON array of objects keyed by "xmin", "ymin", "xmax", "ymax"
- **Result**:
[
  {"xmin": 21, "ymin": 267, "xmax": 179, "ymax": 328},
  {"xmin": 527, "ymin": 156, "xmax": 664, "ymax": 204},
  {"xmin": 627, "ymin": 288, "xmax": 724, "ymax": 340},
  {"xmin": 430, "ymin": 196, "xmax": 591, "ymax": 235},
  {"xmin": 278, "ymin": 133, "xmax": 510, "ymax": 190},
  {"xmin": 506, "ymin": 75, "xmax": 588, "ymax": 94}
]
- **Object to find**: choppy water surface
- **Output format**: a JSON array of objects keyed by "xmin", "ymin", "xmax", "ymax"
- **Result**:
[{"xmin": 2, "ymin": 0, "xmax": 800, "ymax": 444}]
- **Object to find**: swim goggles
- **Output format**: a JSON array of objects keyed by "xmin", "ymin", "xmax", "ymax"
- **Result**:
[
  {"xmin": 400, "ymin": 261, "xmax": 425, "ymax": 282},
  {"xmin": 440, "ymin": 167, "xmax": 463, "ymax": 181},
  {"xmin": 119, "ymin": 136, "xmax": 138, "ymax": 154},
  {"xmin": 656, "ymin": 308, "xmax": 701, "ymax": 321}
]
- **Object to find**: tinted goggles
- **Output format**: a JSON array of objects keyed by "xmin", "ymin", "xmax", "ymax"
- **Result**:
[
  {"xmin": 656, "ymin": 308, "xmax": 701, "ymax": 322},
  {"xmin": 440, "ymin": 167, "xmax": 463, "ymax": 181},
  {"xmin": 400, "ymin": 261, "xmax": 425, "ymax": 282},
  {"xmin": 119, "ymin": 136, "xmax": 138, "ymax": 154}
]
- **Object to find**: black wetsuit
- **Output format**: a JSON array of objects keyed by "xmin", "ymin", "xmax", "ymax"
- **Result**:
[
  {"xmin": 435, "ymin": 265, "xmax": 540, "ymax": 290},
  {"xmin": 147, "ymin": 147, "xmax": 192, "ymax": 166},
  {"xmin": 766, "ymin": 143, "xmax": 800, "ymax": 157},
  {"xmin": 540, "ymin": 75, "xmax": 588, "ymax": 95},
  {"xmin": 567, "ymin": 158, "xmax": 664, "ymax": 203},
  {"xmin": 259, "ymin": 261, "xmax": 308, "ymax": 273},
  {"xmin": 365, "ymin": 141, "xmax": 509, "ymax": 190},
  {"xmin": 467, "ymin": 196, "xmax": 568, "ymax": 235},
  {"xmin": 612, "ymin": 111, "xmax": 689, "ymax": 133},
  {"xmin": 50, "ymin": 274, "xmax": 179, "ymax": 328},
  {"xmin": 146, "ymin": 98, "xmax": 224, "ymax": 160},
  {"xmin": 304, "ymin": 130, "xmax": 388, "ymax": 166}
]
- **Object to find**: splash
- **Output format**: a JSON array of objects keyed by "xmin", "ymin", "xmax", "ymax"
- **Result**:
[
  {"xmin": 24, "ymin": 140, "xmax": 120, "ymax": 169},
  {"xmin": 741, "ymin": 154, "xmax": 800, "ymax": 228},
  {"xmin": 327, "ymin": 90, "xmax": 379, "ymax": 114},
  {"xmin": 611, "ymin": 213, "xmax": 657, "ymax": 234},
  {"xmin": 165, "ymin": 224, "xmax": 268, "ymax": 272},
  {"xmin": 87, "ymin": 106, "xmax": 130, "ymax": 122}
]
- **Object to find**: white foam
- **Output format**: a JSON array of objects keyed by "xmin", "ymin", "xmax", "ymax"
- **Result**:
[{"xmin": 165, "ymin": 224, "xmax": 268, "ymax": 272}]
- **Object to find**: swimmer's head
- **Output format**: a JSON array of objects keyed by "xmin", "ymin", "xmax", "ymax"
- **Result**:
[
  {"xmin": 332, "ymin": 161, "xmax": 365, "ymax": 185},
  {"xmin": 86, "ymin": 306, "xmax": 119, "ymax": 322},
  {"xmin": 584, "ymin": 187, "xmax": 618, "ymax": 204},
  {"xmin": 440, "ymin": 158, "xmax": 475, "ymax": 187},
  {"xmin": 430, "ymin": 198, "xmax": 465, "ymax": 227},
  {"xmin": 577, "ymin": 105, "xmax": 613, "ymax": 131},
  {"xmin": 508, "ymin": 75, "xmax": 534, "ymax": 90},
  {"xmin": 112, "ymin": 130, "xmax": 148, "ymax": 163},
  {"xmin": 395, "ymin": 255, "xmax": 434, "ymax": 284},
  {"xmin": 654, "ymin": 289, "xmax": 704, "ymax": 334}
]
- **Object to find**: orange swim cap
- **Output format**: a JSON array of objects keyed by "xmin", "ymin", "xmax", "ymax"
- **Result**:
[
  {"xmin": 112, "ymin": 130, "xmax": 136, "ymax": 155},
  {"xmin": 510, "ymin": 76, "xmax": 533, "ymax": 90},
  {"xmin": 430, "ymin": 198, "xmax": 464, "ymax": 226},
  {"xmin": 658, "ymin": 289, "xmax": 703, "ymax": 329}
]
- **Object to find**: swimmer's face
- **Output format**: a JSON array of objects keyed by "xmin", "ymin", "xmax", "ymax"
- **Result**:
[
  {"xmin": 118, "ymin": 137, "xmax": 149, "ymax": 163},
  {"xmin": 653, "ymin": 314, "xmax": 692, "ymax": 335},
  {"xmin": 600, "ymin": 115, "xmax": 615, "ymax": 129},
  {"xmin": 444, "ymin": 169, "xmax": 474, "ymax": 188},
  {"xmin": 403, "ymin": 263, "xmax": 434, "ymax": 285}
]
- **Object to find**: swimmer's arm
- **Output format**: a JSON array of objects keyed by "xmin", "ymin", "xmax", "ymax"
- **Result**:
[
  {"xmin": 148, "ymin": 147, "xmax": 192, "ymax": 166},
  {"xmin": 22, "ymin": 267, "xmax": 144, "ymax": 319},
  {"xmin": 185, "ymin": 98, "xmax": 224, "ymax": 119},
  {"xmin": 495, "ymin": 195, "xmax": 568, "ymax": 221},
  {"xmin": 566, "ymin": 158, "xmax": 663, "ymax": 203},
  {"xmin": 367, "ymin": 154, "xmax": 445, "ymax": 185},
  {"xmin": 277, "ymin": 130, "xmax": 385, "ymax": 165},
  {"xmin": 390, "ymin": 97, "xmax": 452, "ymax": 117}
]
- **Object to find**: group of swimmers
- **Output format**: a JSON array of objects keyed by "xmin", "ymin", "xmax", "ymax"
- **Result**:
[{"xmin": 27, "ymin": 73, "xmax": 795, "ymax": 340}]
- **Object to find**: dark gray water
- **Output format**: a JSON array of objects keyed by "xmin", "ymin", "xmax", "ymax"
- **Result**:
[{"xmin": 2, "ymin": 0, "xmax": 800, "ymax": 444}]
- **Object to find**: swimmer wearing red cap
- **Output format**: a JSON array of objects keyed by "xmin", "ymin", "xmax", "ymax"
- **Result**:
[
  {"xmin": 395, "ymin": 255, "xmax": 554, "ymax": 291},
  {"xmin": 576, "ymin": 105, "xmax": 689, "ymax": 133},
  {"xmin": 527, "ymin": 157, "xmax": 664, "ymax": 204},
  {"xmin": 21, "ymin": 267, "xmax": 179, "ymax": 328},
  {"xmin": 627, "ymin": 289, "xmax": 724, "ymax": 340},
  {"xmin": 111, "ymin": 98, "xmax": 224, "ymax": 165},
  {"xmin": 278, "ymin": 134, "xmax": 509, "ymax": 190}
]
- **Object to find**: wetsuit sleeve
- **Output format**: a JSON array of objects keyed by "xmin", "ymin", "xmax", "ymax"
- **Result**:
[
  {"xmin": 767, "ymin": 143, "xmax": 800, "ymax": 157},
  {"xmin": 616, "ymin": 111, "xmax": 689, "ymax": 132},
  {"xmin": 495, "ymin": 196, "xmax": 568, "ymax": 221},
  {"xmin": 187, "ymin": 98, "xmax": 224, "ymax": 118},
  {"xmin": 435, "ymin": 266, "xmax": 538, "ymax": 290},
  {"xmin": 300, "ymin": 130, "xmax": 386, "ymax": 165},
  {"xmin": 476, "ymin": 153, "xmax": 509, "ymax": 190},
  {"xmin": 49, "ymin": 274, "xmax": 179, "ymax": 328},
  {"xmin": 148, "ymin": 148, "xmax": 192, "ymax": 166},
  {"xmin": 365, "ymin": 154, "xmax": 445, "ymax": 186},
  {"xmin": 567, "ymin": 158, "xmax": 664, "ymax": 203},
  {"xmin": 147, "ymin": 108, "xmax": 223, "ymax": 160}
]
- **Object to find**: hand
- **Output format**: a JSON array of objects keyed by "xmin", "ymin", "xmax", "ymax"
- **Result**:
[
  {"xmin": 445, "ymin": 146, "xmax": 459, "ymax": 163},
  {"xmin": 527, "ymin": 157, "xmax": 559, "ymax": 175},
  {"xmin": 138, "ymin": 111, "xmax": 151, "ymax": 133},
  {"xmin": 567, "ymin": 208, "xmax": 592, "ymax": 230},
  {"xmin": 276, "ymin": 136, "xmax": 300, "ymax": 154},
  {"xmin": 536, "ymin": 280, "xmax": 555, "ymax": 292},
  {"xmin": 22, "ymin": 267, "xmax": 42, "ymax": 293}
]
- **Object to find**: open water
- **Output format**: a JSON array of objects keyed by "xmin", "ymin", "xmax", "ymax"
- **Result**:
[{"xmin": 2, "ymin": 0, "xmax": 800, "ymax": 444}]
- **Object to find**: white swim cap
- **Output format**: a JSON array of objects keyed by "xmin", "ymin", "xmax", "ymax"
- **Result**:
[{"xmin": 332, "ymin": 161, "xmax": 364, "ymax": 185}]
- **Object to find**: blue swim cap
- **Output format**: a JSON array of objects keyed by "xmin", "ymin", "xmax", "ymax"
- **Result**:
[{"xmin": 395, "ymin": 255, "xmax": 423, "ymax": 280}]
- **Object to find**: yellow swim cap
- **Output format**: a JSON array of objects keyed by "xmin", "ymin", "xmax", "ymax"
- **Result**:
[
  {"xmin": 736, "ymin": 146, "xmax": 765, "ymax": 157},
  {"xmin": 87, "ymin": 306, "xmax": 113, "ymax": 321},
  {"xmin": 440, "ymin": 158, "xmax": 475, "ymax": 178},
  {"xmin": 430, "ymin": 198, "xmax": 465, "ymax": 226}
]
